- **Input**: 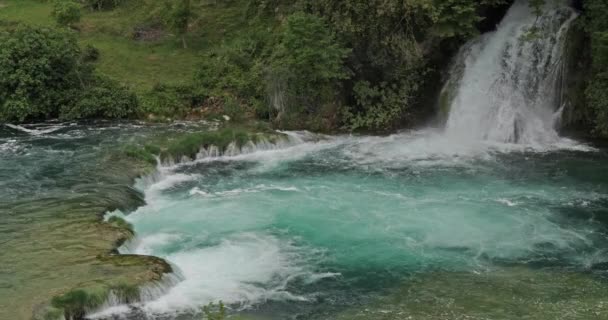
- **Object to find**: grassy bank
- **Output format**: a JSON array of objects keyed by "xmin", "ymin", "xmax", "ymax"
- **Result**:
[{"xmin": 0, "ymin": 0, "xmax": 238, "ymax": 93}]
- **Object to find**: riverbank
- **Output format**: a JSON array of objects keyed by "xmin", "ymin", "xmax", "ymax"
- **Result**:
[{"xmin": 0, "ymin": 122, "xmax": 297, "ymax": 319}]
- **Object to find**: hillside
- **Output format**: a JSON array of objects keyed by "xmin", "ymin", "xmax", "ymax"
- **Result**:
[{"xmin": 0, "ymin": 0, "xmax": 259, "ymax": 92}]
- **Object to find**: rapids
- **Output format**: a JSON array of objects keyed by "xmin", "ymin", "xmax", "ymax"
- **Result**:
[
  {"xmin": 91, "ymin": 1, "xmax": 608, "ymax": 319},
  {"xmin": 95, "ymin": 130, "xmax": 608, "ymax": 320},
  {"xmin": 2, "ymin": 1, "xmax": 608, "ymax": 320}
]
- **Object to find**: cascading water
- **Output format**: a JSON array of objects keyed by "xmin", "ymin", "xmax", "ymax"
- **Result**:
[
  {"xmin": 444, "ymin": 0, "xmax": 578, "ymax": 145},
  {"xmin": 81, "ymin": 1, "xmax": 608, "ymax": 320}
]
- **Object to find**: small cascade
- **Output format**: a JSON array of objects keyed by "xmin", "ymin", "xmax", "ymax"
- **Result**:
[
  {"xmin": 86, "ymin": 273, "xmax": 184, "ymax": 319},
  {"xmin": 443, "ymin": 0, "xmax": 578, "ymax": 145},
  {"xmin": 161, "ymin": 131, "xmax": 319, "ymax": 167}
]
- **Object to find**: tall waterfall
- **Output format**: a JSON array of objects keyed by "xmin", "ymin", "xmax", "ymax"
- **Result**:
[{"xmin": 443, "ymin": 0, "xmax": 578, "ymax": 145}]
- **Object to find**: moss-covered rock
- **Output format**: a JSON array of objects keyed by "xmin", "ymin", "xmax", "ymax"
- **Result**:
[
  {"xmin": 46, "ymin": 254, "xmax": 171, "ymax": 320},
  {"xmin": 158, "ymin": 127, "xmax": 288, "ymax": 162}
]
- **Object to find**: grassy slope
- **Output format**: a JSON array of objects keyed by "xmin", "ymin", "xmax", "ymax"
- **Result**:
[{"xmin": 0, "ymin": 0, "xmax": 253, "ymax": 93}]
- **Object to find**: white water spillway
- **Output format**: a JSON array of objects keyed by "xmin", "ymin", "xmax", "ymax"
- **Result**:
[{"xmin": 444, "ymin": 0, "xmax": 577, "ymax": 145}]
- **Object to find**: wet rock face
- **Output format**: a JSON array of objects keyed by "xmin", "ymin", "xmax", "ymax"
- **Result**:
[{"xmin": 476, "ymin": 0, "xmax": 515, "ymax": 33}]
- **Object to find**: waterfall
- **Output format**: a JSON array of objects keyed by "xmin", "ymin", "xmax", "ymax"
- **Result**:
[{"xmin": 443, "ymin": 0, "xmax": 578, "ymax": 145}]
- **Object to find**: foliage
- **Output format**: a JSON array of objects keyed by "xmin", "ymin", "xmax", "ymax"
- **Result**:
[
  {"xmin": 342, "ymin": 80, "xmax": 417, "ymax": 131},
  {"xmin": 299, "ymin": 0, "xmax": 507, "ymax": 131},
  {"xmin": 195, "ymin": 26, "xmax": 275, "ymax": 121},
  {"xmin": 529, "ymin": 0, "xmax": 546, "ymax": 16},
  {"xmin": 61, "ymin": 75, "xmax": 139, "ymax": 119},
  {"xmin": 0, "ymin": 25, "xmax": 139, "ymax": 123},
  {"xmin": 269, "ymin": 12, "xmax": 349, "ymax": 126},
  {"xmin": 202, "ymin": 301, "xmax": 226, "ymax": 320},
  {"xmin": 583, "ymin": 0, "xmax": 608, "ymax": 136},
  {"xmin": 51, "ymin": 0, "xmax": 81, "ymax": 28},
  {"xmin": 140, "ymin": 84, "xmax": 200, "ymax": 117},
  {"xmin": 81, "ymin": 44, "xmax": 100, "ymax": 63},
  {"xmin": 0, "ymin": 25, "xmax": 81, "ymax": 122},
  {"xmin": 164, "ymin": 0, "xmax": 195, "ymax": 48}
]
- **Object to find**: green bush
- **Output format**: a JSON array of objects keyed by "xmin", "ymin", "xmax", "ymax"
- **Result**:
[
  {"xmin": 0, "ymin": 25, "xmax": 81, "ymax": 122},
  {"xmin": 140, "ymin": 84, "xmax": 200, "ymax": 117},
  {"xmin": 268, "ymin": 12, "xmax": 349, "ymax": 127},
  {"xmin": 0, "ymin": 25, "xmax": 140, "ymax": 123},
  {"xmin": 61, "ymin": 76, "xmax": 138, "ymax": 119},
  {"xmin": 583, "ymin": 0, "xmax": 608, "ymax": 136},
  {"xmin": 202, "ymin": 301, "xmax": 226, "ymax": 320},
  {"xmin": 52, "ymin": 0, "xmax": 81, "ymax": 28},
  {"xmin": 342, "ymin": 80, "xmax": 416, "ymax": 131},
  {"xmin": 81, "ymin": 44, "xmax": 100, "ymax": 63}
]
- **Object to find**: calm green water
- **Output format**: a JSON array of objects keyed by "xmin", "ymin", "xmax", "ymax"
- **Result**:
[{"xmin": 94, "ymin": 130, "xmax": 608, "ymax": 320}]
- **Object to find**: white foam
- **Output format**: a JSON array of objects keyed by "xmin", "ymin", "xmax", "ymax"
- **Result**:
[
  {"xmin": 496, "ymin": 198, "xmax": 520, "ymax": 207},
  {"xmin": 444, "ymin": 0, "xmax": 579, "ymax": 146},
  {"xmin": 134, "ymin": 233, "xmax": 330, "ymax": 314},
  {"xmin": 189, "ymin": 184, "xmax": 300, "ymax": 199}
]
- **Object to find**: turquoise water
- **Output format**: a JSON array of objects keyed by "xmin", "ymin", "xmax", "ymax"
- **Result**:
[{"xmin": 98, "ymin": 130, "xmax": 608, "ymax": 319}]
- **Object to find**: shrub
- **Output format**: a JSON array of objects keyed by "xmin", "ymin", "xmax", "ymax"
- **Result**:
[
  {"xmin": 52, "ymin": 0, "xmax": 81, "ymax": 28},
  {"xmin": 61, "ymin": 76, "xmax": 139, "ymax": 119},
  {"xmin": 0, "ymin": 25, "xmax": 81, "ymax": 122},
  {"xmin": 202, "ymin": 301, "xmax": 226, "ymax": 320},
  {"xmin": 583, "ymin": 0, "xmax": 608, "ymax": 136},
  {"xmin": 268, "ymin": 12, "xmax": 349, "ymax": 126},
  {"xmin": 81, "ymin": 44, "xmax": 100, "ymax": 63},
  {"xmin": 140, "ymin": 84, "xmax": 200, "ymax": 117}
]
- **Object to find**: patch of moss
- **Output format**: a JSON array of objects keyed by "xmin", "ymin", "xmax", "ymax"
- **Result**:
[
  {"xmin": 100, "ymin": 254, "xmax": 173, "ymax": 276},
  {"xmin": 109, "ymin": 282, "xmax": 141, "ymax": 304},
  {"xmin": 143, "ymin": 144, "xmax": 161, "ymax": 155},
  {"xmin": 123, "ymin": 145, "xmax": 157, "ymax": 165},
  {"xmin": 51, "ymin": 288, "xmax": 107, "ymax": 320},
  {"xmin": 160, "ymin": 128, "xmax": 275, "ymax": 161},
  {"xmin": 107, "ymin": 216, "xmax": 134, "ymax": 236}
]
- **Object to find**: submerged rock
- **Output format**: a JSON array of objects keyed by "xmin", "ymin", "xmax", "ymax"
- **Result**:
[{"xmin": 330, "ymin": 267, "xmax": 608, "ymax": 320}]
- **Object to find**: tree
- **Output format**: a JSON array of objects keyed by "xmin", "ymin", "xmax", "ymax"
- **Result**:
[
  {"xmin": 165, "ymin": 0, "xmax": 195, "ymax": 49},
  {"xmin": 0, "ymin": 25, "xmax": 139, "ymax": 123},
  {"xmin": 269, "ymin": 12, "xmax": 350, "ymax": 121},
  {"xmin": 52, "ymin": 0, "xmax": 81, "ymax": 28},
  {"xmin": 0, "ymin": 26, "xmax": 81, "ymax": 122}
]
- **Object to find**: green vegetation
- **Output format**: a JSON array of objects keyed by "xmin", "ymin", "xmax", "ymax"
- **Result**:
[
  {"xmin": 0, "ymin": 24, "xmax": 138, "ymax": 122},
  {"xmin": 1, "ymin": 0, "xmax": 607, "ymax": 135},
  {"xmin": 51, "ymin": 0, "xmax": 81, "ymax": 28},
  {"xmin": 203, "ymin": 301, "xmax": 227, "ymax": 320},
  {"xmin": 0, "ymin": 0, "xmax": 513, "ymax": 131},
  {"xmin": 160, "ymin": 127, "xmax": 285, "ymax": 161},
  {"xmin": 50, "ymin": 289, "xmax": 106, "ymax": 320},
  {"xmin": 583, "ymin": 0, "xmax": 608, "ymax": 137},
  {"xmin": 165, "ymin": 0, "xmax": 195, "ymax": 49},
  {"xmin": 107, "ymin": 216, "xmax": 134, "ymax": 235}
]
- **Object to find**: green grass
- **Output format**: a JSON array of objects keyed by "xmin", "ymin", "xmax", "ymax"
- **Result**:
[
  {"xmin": 79, "ymin": 34, "xmax": 200, "ymax": 92},
  {"xmin": 0, "ymin": 0, "xmax": 53, "ymax": 26},
  {"xmin": 0, "ymin": 0, "xmax": 258, "ymax": 92}
]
